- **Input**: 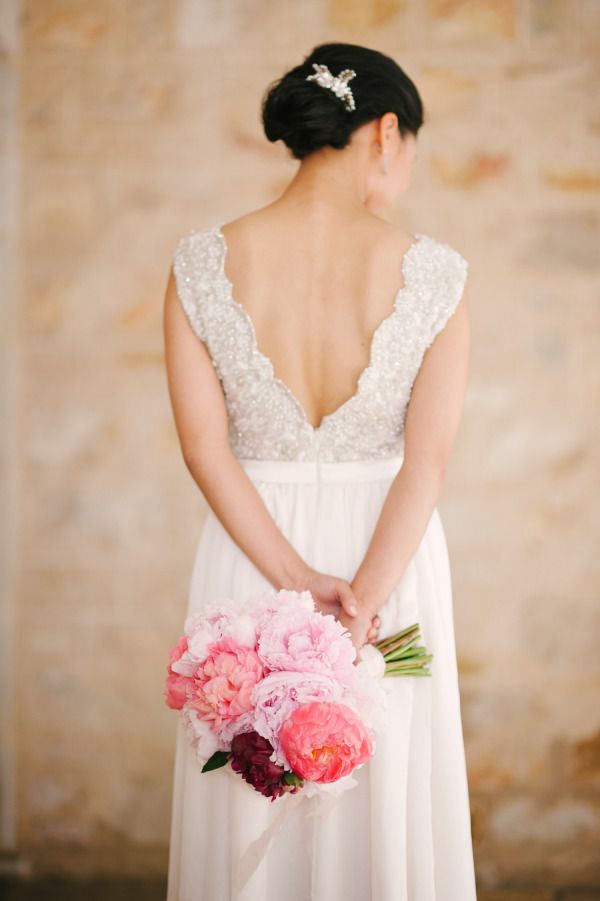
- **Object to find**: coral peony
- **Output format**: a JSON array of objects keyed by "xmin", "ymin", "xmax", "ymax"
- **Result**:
[
  {"xmin": 190, "ymin": 637, "xmax": 265, "ymax": 742},
  {"xmin": 165, "ymin": 635, "xmax": 194, "ymax": 710},
  {"xmin": 252, "ymin": 670, "xmax": 344, "ymax": 768},
  {"xmin": 279, "ymin": 701, "xmax": 373, "ymax": 783},
  {"xmin": 229, "ymin": 730, "xmax": 295, "ymax": 801}
]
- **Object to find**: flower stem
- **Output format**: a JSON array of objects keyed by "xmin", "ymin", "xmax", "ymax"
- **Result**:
[{"xmin": 373, "ymin": 623, "xmax": 433, "ymax": 677}]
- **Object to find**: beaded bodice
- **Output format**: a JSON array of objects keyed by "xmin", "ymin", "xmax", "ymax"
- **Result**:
[{"xmin": 172, "ymin": 223, "xmax": 468, "ymax": 462}]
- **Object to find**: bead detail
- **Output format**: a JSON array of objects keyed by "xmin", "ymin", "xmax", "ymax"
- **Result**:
[{"xmin": 172, "ymin": 223, "xmax": 468, "ymax": 462}]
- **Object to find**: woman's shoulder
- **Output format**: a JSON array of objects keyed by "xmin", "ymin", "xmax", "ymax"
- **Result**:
[
  {"xmin": 349, "ymin": 218, "xmax": 469, "ymax": 274},
  {"xmin": 172, "ymin": 216, "xmax": 468, "ymax": 277},
  {"xmin": 414, "ymin": 230, "xmax": 469, "ymax": 273},
  {"xmin": 172, "ymin": 222, "xmax": 223, "ymax": 273},
  {"xmin": 173, "ymin": 221, "xmax": 220, "ymax": 251},
  {"xmin": 415, "ymin": 235, "xmax": 470, "ymax": 326},
  {"xmin": 171, "ymin": 223, "xmax": 225, "ymax": 312}
]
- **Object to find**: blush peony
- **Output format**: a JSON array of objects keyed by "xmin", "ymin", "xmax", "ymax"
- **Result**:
[
  {"xmin": 252, "ymin": 588, "xmax": 315, "ymax": 626},
  {"xmin": 184, "ymin": 603, "xmax": 257, "ymax": 664},
  {"xmin": 256, "ymin": 603, "xmax": 358, "ymax": 683},
  {"xmin": 279, "ymin": 701, "xmax": 373, "ymax": 783},
  {"xmin": 182, "ymin": 705, "xmax": 224, "ymax": 764},
  {"xmin": 190, "ymin": 637, "xmax": 265, "ymax": 742}
]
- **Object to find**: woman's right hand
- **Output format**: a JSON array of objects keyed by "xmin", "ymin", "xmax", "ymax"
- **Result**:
[{"xmin": 296, "ymin": 569, "xmax": 381, "ymax": 642}]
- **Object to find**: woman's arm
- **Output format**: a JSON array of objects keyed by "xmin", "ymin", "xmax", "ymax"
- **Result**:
[
  {"xmin": 347, "ymin": 285, "xmax": 471, "ymax": 625},
  {"xmin": 163, "ymin": 265, "xmax": 374, "ymax": 627}
]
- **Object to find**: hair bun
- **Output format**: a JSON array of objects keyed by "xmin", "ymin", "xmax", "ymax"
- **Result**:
[
  {"xmin": 262, "ymin": 71, "xmax": 354, "ymax": 160},
  {"xmin": 261, "ymin": 42, "xmax": 424, "ymax": 161}
]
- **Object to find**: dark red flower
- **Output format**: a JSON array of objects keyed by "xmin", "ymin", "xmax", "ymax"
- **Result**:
[{"xmin": 229, "ymin": 731, "xmax": 300, "ymax": 801}]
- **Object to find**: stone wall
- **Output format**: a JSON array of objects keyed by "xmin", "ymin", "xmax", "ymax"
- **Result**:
[{"xmin": 1, "ymin": 0, "xmax": 599, "ymax": 890}]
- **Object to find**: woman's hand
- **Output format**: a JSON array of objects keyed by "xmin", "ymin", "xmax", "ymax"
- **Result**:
[
  {"xmin": 337, "ymin": 606, "xmax": 378, "ymax": 656},
  {"xmin": 295, "ymin": 569, "xmax": 381, "ymax": 642}
]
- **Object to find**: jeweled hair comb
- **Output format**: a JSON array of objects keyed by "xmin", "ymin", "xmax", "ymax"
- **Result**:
[{"xmin": 305, "ymin": 62, "xmax": 357, "ymax": 112}]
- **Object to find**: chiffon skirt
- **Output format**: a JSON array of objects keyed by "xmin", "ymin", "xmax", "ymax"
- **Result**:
[{"xmin": 166, "ymin": 455, "xmax": 477, "ymax": 901}]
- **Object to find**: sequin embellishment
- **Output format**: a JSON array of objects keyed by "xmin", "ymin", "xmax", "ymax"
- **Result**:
[{"xmin": 172, "ymin": 223, "xmax": 468, "ymax": 462}]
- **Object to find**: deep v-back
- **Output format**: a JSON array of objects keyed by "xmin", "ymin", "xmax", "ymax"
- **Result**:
[
  {"xmin": 215, "ymin": 222, "xmax": 424, "ymax": 432},
  {"xmin": 172, "ymin": 221, "xmax": 469, "ymax": 462}
]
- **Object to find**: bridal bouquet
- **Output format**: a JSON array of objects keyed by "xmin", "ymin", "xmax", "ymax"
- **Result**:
[{"xmin": 164, "ymin": 588, "xmax": 432, "ymax": 802}]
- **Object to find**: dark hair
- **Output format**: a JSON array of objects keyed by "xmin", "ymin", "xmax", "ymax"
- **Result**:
[{"xmin": 261, "ymin": 42, "xmax": 424, "ymax": 161}]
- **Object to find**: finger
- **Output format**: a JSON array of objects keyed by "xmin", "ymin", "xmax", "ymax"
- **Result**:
[{"xmin": 338, "ymin": 582, "xmax": 358, "ymax": 617}]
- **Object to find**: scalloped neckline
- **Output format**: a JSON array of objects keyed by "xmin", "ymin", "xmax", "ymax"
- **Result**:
[{"xmin": 214, "ymin": 222, "xmax": 424, "ymax": 434}]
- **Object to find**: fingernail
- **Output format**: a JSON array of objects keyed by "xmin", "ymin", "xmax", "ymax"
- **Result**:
[{"xmin": 349, "ymin": 604, "xmax": 358, "ymax": 615}]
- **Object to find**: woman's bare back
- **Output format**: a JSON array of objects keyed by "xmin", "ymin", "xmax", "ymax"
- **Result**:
[{"xmin": 219, "ymin": 208, "xmax": 418, "ymax": 431}]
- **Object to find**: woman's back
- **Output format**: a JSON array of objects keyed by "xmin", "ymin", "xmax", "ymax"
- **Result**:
[{"xmin": 218, "ymin": 208, "xmax": 420, "ymax": 430}]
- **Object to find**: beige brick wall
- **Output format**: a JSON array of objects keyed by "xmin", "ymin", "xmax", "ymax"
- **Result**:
[{"xmin": 1, "ymin": 0, "xmax": 598, "ymax": 888}]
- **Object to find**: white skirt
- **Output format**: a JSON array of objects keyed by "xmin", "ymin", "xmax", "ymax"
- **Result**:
[{"xmin": 166, "ymin": 455, "xmax": 477, "ymax": 901}]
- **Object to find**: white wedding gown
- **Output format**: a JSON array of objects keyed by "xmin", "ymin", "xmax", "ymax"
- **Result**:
[{"xmin": 166, "ymin": 222, "xmax": 478, "ymax": 900}]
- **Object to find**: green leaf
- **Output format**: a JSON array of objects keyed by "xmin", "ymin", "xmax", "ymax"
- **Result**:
[
  {"xmin": 201, "ymin": 750, "xmax": 230, "ymax": 773},
  {"xmin": 282, "ymin": 771, "xmax": 304, "ymax": 786}
]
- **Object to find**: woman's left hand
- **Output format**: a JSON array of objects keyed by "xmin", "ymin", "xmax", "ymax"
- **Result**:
[
  {"xmin": 337, "ymin": 607, "xmax": 380, "ymax": 655},
  {"xmin": 367, "ymin": 613, "xmax": 381, "ymax": 643}
]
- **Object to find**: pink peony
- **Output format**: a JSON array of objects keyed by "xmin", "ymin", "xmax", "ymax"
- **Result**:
[
  {"xmin": 190, "ymin": 637, "xmax": 265, "ymax": 742},
  {"xmin": 256, "ymin": 603, "xmax": 358, "ymax": 683},
  {"xmin": 279, "ymin": 701, "xmax": 373, "ymax": 783},
  {"xmin": 165, "ymin": 635, "xmax": 194, "ymax": 710},
  {"xmin": 252, "ymin": 670, "xmax": 343, "ymax": 768}
]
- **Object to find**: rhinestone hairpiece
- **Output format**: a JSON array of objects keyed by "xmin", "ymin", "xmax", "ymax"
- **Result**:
[{"xmin": 305, "ymin": 62, "xmax": 357, "ymax": 112}]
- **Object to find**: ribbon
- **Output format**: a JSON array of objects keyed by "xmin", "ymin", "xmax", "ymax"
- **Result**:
[
  {"xmin": 232, "ymin": 791, "xmax": 303, "ymax": 893},
  {"xmin": 232, "ymin": 785, "xmax": 349, "ymax": 893}
]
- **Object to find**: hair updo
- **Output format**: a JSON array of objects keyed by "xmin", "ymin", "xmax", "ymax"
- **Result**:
[{"xmin": 261, "ymin": 42, "xmax": 424, "ymax": 161}]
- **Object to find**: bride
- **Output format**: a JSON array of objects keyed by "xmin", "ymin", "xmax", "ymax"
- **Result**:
[{"xmin": 163, "ymin": 41, "xmax": 477, "ymax": 901}]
